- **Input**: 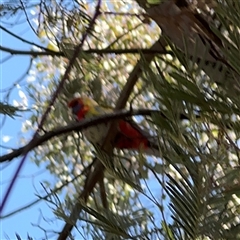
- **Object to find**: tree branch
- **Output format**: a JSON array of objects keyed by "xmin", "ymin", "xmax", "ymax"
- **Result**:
[
  {"xmin": 0, "ymin": 44, "xmax": 170, "ymax": 57},
  {"xmin": 0, "ymin": 109, "xmax": 162, "ymax": 163},
  {"xmin": 0, "ymin": 45, "xmax": 61, "ymax": 57}
]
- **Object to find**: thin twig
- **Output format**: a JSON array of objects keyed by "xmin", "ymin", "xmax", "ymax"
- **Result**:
[
  {"xmin": 0, "ymin": 54, "xmax": 13, "ymax": 64},
  {"xmin": 0, "ymin": 160, "xmax": 95, "ymax": 219},
  {"xmin": 0, "ymin": 58, "xmax": 33, "ymax": 93},
  {"xmin": 101, "ymin": 11, "xmax": 147, "ymax": 17},
  {"xmin": 19, "ymin": 0, "xmax": 38, "ymax": 36},
  {"xmin": 0, "ymin": 25, "xmax": 56, "ymax": 53}
]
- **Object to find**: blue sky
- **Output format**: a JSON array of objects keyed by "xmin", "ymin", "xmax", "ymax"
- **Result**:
[{"xmin": 0, "ymin": 13, "xmax": 63, "ymax": 239}]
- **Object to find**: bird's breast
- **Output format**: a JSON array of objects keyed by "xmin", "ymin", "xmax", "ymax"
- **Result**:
[{"xmin": 83, "ymin": 123, "xmax": 110, "ymax": 144}]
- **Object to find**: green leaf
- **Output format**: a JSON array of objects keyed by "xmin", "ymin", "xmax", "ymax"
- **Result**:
[{"xmin": 0, "ymin": 102, "xmax": 25, "ymax": 118}]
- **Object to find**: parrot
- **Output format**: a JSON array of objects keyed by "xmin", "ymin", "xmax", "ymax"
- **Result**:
[{"xmin": 68, "ymin": 96, "xmax": 161, "ymax": 156}]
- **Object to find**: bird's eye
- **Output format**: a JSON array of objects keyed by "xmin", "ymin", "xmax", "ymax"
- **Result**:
[{"xmin": 72, "ymin": 103, "xmax": 82, "ymax": 115}]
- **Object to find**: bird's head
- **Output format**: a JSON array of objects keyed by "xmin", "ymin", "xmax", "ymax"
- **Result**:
[{"xmin": 68, "ymin": 96, "xmax": 98, "ymax": 120}]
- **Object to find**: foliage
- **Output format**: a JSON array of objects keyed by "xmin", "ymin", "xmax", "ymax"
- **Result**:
[
  {"xmin": 1, "ymin": 0, "xmax": 240, "ymax": 239},
  {"xmin": 0, "ymin": 102, "xmax": 24, "ymax": 117}
]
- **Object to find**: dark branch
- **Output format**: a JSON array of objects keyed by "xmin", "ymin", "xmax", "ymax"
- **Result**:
[
  {"xmin": 0, "ymin": 45, "xmax": 170, "ymax": 57},
  {"xmin": 0, "ymin": 109, "xmax": 162, "ymax": 163},
  {"xmin": 0, "ymin": 45, "xmax": 61, "ymax": 57}
]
